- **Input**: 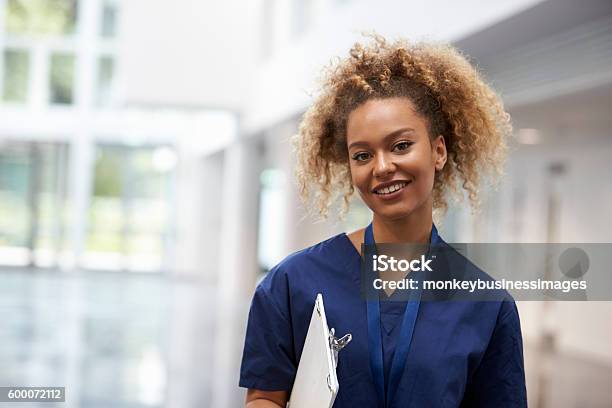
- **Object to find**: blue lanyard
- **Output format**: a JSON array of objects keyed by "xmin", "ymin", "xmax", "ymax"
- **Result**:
[{"xmin": 365, "ymin": 223, "xmax": 436, "ymax": 408}]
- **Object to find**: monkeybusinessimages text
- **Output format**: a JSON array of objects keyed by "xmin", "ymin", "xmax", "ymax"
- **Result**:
[{"xmin": 370, "ymin": 255, "xmax": 587, "ymax": 293}]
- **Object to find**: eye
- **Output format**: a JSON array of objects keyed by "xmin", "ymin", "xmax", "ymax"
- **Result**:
[
  {"xmin": 392, "ymin": 141, "xmax": 413, "ymax": 152},
  {"xmin": 351, "ymin": 152, "xmax": 371, "ymax": 162}
]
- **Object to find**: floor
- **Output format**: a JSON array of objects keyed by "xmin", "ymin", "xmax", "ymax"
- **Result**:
[{"xmin": 0, "ymin": 268, "xmax": 216, "ymax": 408}]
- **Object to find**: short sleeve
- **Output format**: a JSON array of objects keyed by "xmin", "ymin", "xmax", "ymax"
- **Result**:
[
  {"xmin": 460, "ymin": 300, "xmax": 528, "ymax": 407},
  {"xmin": 239, "ymin": 282, "xmax": 297, "ymax": 391}
]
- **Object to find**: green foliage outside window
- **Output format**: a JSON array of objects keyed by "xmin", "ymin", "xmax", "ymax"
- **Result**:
[
  {"xmin": 2, "ymin": 49, "xmax": 29, "ymax": 102},
  {"xmin": 6, "ymin": 0, "xmax": 78, "ymax": 35},
  {"xmin": 49, "ymin": 53, "xmax": 75, "ymax": 104}
]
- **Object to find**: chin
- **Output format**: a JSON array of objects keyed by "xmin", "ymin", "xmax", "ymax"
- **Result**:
[{"xmin": 372, "ymin": 204, "xmax": 419, "ymax": 221}]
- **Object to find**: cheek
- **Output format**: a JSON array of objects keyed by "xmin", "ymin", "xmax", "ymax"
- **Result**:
[
  {"xmin": 415, "ymin": 165, "xmax": 436, "ymax": 190},
  {"xmin": 349, "ymin": 164, "xmax": 366, "ymax": 187},
  {"xmin": 350, "ymin": 167, "xmax": 376, "ymax": 202},
  {"xmin": 396, "ymin": 155, "xmax": 437, "ymax": 193},
  {"xmin": 397, "ymin": 153, "xmax": 434, "ymax": 177}
]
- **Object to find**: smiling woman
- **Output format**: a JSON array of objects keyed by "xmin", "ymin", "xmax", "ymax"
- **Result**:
[
  {"xmin": 240, "ymin": 35, "xmax": 526, "ymax": 408},
  {"xmin": 294, "ymin": 36, "xmax": 510, "ymax": 221}
]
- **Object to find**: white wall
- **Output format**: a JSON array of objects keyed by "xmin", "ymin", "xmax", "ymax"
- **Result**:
[
  {"xmin": 243, "ymin": 0, "xmax": 546, "ymax": 133},
  {"xmin": 119, "ymin": 0, "xmax": 546, "ymax": 121},
  {"xmin": 120, "ymin": 0, "xmax": 258, "ymax": 109}
]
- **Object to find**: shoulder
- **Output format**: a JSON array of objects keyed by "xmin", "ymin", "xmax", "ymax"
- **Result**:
[
  {"xmin": 258, "ymin": 232, "xmax": 353, "ymax": 291},
  {"xmin": 431, "ymin": 238, "xmax": 517, "ymax": 305},
  {"xmin": 280, "ymin": 232, "xmax": 352, "ymax": 273}
]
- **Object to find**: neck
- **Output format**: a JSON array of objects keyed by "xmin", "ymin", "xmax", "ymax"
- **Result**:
[{"xmin": 371, "ymin": 199, "xmax": 433, "ymax": 244}]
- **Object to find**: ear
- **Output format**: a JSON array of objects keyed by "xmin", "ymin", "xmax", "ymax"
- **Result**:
[{"xmin": 433, "ymin": 135, "xmax": 447, "ymax": 171}]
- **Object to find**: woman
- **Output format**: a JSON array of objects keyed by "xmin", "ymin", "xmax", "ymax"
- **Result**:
[{"xmin": 239, "ymin": 36, "xmax": 527, "ymax": 407}]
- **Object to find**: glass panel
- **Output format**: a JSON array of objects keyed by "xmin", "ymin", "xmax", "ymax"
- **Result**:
[
  {"xmin": 0, "ymin": 143, "xmax": 31, "ymax": 250},
  {"xmin": 96, "ymin": 56, "xmax": 114, "ymax": 106},
  {"xmin": 93, "ymin": 147, "xmax": 122, "ymax": 198},
  {"xmin": 100, "ymin": 0, "xmax": 118, "ymax": 38},
  {"xmin": 124, "ymin": 148, "xmax": 173, "ymax": 270},
  {"xmin": 0, "ymin": 141, "xmax": 70, "ymax": 267},
  {"xmin": 87, "ymin": 145, "xmax": 176, "ymax": 272},
  {"xmin": 5, "ymin": 0, "xmax": 78, "ymax": 35},
  {"xmin": 129, "ymin": 149, "xmax": 167, "ymax": 198},
  {"xmin": 89, "ymin": 148, "xmax": 124, "ymax": 255},
  {"xmin": 2, "ymin": 49, "xmax": 29, "ymax": 102},
  {"xmin": 33, "ymin": 143, "xmax": 70, "ymax": 264},
  {"xmin": 257, "ymin": 168, "xmax": 287, "ymax": 271},
  {"xmin": 49, "ymin": 53, "xmax": 75, "ymax": 105}
]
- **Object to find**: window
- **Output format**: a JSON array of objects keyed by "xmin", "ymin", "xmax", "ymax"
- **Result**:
[
  {"xmin": 87, "ymin": 145, "xmax": 176, "ymax": 271},
  {"xmin": 2, "ymin": 49, "xmax": 29, "ymax": 102},
  {"xmin": 257, "ymin": 168, "xmax": 287, "ymax": 271},
  {"xmin": 0, "ymin": 142, "xmax": 31, "ymax": 252},
  {"xmin": 0, "ymin": 141, "xmax": 70, "ymax": 267},
  {"xmin": 49, "ymin": 53, "xmax": 75, "ymax": 104},
  {"xmin": 100, "ymin": 0, "xmax": 118, "ymax": 38},
  {"xmin": 5, "ymin": 0, "xmax": 78, "ymax": 36},
  {"xmin": 96, "ymin": 56, "xmax": 115, "ymax": 106}
]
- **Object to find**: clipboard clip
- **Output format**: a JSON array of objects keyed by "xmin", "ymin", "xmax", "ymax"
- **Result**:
[{"xmin": 329, "ymin": 328, "xmax": 352, "ymax": 367}]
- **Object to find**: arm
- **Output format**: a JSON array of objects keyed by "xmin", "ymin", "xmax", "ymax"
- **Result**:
[
  {"xmin": 245, "ymin": 389, "xmax": 289, "ymax": 408},
  {"xmin": 239, "ymin": 278, "xmax": 297, "ymax": 404},
  {"xmin": 460, "ymin": 300, "xmax": 528, "ymax": 407}
]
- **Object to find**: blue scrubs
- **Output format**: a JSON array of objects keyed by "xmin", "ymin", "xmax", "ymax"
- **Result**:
[
  {"xmin": 239, "ymin": 226, "xmax": 527, "ymax": 407},
  {"xmin": 379, "ymin": 295, "xmax": 409, "ymax": 398}
]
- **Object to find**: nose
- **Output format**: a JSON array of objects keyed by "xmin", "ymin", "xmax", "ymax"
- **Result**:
[{"xmin": 373, "ymin": 152, "xmax": 395, "ymax": 178}]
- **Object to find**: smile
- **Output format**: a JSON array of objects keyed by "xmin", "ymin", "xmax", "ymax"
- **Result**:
[{"xmin": 373, "ymin": 181, "xmax": 411, "ymax": 195}]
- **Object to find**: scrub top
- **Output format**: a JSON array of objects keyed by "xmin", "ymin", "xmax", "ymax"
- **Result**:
[{"xmin": 239, "ymin": 226, "xmax": 527, "ymax": 407}]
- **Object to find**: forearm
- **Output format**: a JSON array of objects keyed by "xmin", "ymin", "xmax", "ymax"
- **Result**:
[
  {"xmin": 245, "ymin": 389, "xmax": 288, "ymax": 408},
  {"xmin": 246, "ymin": 399, "xmax": 284, "ymax": 408}
]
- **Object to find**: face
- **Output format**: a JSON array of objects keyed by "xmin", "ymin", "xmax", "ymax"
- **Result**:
[{"xmin": 346, "ymin": 97, "xmax": 447, "ymax": 221}]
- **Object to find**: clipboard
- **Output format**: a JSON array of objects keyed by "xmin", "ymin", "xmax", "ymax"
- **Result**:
[{"xmin": 287, "ymin": 293, "xmax": 352, "ymax": 408}]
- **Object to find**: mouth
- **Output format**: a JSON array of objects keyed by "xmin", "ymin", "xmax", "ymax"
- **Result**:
[{"xmin": 372, "ymin": 180, "xmax": 412, "ymax": 199}]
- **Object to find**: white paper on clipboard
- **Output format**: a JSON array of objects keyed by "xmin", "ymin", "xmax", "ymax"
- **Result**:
[{"xmin": 287, "ymin": 294, "xmax": 352, "ymax": 408}]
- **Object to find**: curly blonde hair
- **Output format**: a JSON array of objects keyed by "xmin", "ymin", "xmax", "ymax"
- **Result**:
[{"xmin": 293, "ymin": 35, "xmax": 511, "ymax": 219}]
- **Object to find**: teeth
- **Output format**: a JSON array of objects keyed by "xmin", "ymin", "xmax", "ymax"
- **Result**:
[{"xmin": 375, "ymin": 182, "xmax": 407, "ymax": 195}]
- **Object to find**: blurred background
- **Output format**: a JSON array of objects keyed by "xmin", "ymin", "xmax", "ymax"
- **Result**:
[{"xmin": 0, "ymin": 0, "xmax": 611, "ymax": 406}]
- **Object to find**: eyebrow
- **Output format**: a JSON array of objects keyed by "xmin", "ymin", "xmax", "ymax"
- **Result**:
[{"xmin": 347, "ymin": 127, "xmax": 416, "ymax": 150}]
